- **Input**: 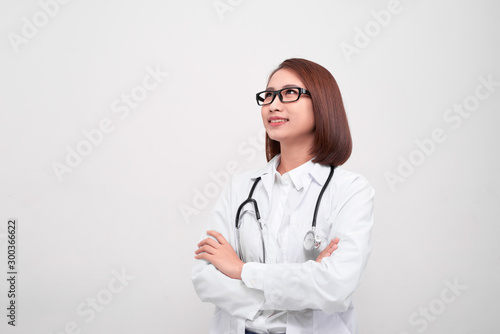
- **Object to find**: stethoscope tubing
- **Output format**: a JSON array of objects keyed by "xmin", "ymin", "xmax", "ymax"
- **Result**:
[
  {"xmin": 235, "ymin": 165, "xmax": 335, "ymax": 262},
  {"xmin": 235, "ymin": 177, "xmax": 262, "ymax": 229},
  {"xmin": 312, "ymin": 165, "xmax": 335, "ymax": 229}
]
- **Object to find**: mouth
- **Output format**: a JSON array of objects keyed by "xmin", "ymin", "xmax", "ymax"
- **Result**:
[{"xmin": 268, "ymin": 117, "xmax": 289, "ymax": 126}]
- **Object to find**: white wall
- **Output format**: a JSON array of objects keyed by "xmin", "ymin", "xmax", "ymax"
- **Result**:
[{"xmin": 1, "ymin": 0, "xmax": 499, "ymax": 333}]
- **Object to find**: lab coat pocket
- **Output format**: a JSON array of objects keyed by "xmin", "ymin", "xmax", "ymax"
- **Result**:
[{"xmin": 237, "ymin": 208, "xmax": 265, "ymax": 263}]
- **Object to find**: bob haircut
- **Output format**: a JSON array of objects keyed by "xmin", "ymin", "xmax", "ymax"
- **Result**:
[{"xmin": 265, "ymin": 58, "xmax": 352, "ymax": 166}]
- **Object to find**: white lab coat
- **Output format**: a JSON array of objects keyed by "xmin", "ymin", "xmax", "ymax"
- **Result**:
[{"xmin": 192, "ymin": 157, "xmax": 375, "ymax": 333}]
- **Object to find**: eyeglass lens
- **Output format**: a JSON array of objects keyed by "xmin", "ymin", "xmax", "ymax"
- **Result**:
[{"xmin": 258, "ymin": 88, "xmax": 301, "ymax": 105}]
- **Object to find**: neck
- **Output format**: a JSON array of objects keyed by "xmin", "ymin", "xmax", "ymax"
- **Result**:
[{"xmin": 277, "ymin": 144, "xmax": 314, "ymax": 175}]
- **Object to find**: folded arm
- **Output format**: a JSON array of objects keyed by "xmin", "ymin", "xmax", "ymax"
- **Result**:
[
  {"xmin": 240, "ymin": 176, "xmax": 375, "ymax": 314},
  {"xmin": 192, "ymin": 175, "xmax": 374, "ymax": 316},
  {"xmin": 191, "ymin": 183, "xmax": 265, "ymax": 320}
]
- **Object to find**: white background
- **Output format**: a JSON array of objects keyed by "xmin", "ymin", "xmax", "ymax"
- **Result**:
[{"xmin": 1, "ymin": 0, "xmax": 499, "ymax": 333}]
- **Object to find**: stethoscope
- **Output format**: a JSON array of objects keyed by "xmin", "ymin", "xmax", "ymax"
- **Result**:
[{"xmin": 235, "ymin": 165, "xmax": 335, "ymax": 262}]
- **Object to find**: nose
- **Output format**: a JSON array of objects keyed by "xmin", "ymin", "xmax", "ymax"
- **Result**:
[{"xmin": 267, "ymin": 93, "xmax": 283, "ymax": 112}]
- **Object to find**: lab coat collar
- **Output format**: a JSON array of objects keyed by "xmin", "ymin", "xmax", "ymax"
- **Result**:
[
  {"xmin": 277, "ymin": 157, "xmax": 314, "ymax": 191},
  {"xmin": 249, "ymin": 155, "xmax": 331, "ymax": 195},
  {"xmin": 308, "ymin": 162, "xmax": 334, "ymax": 187},
  {"xmin": 249, "ymin": 155, "xmax": 278, "ymax": 180},
  {"xmin": 249, "ymin": 155, "xmax": 278, "ymax": 198}
]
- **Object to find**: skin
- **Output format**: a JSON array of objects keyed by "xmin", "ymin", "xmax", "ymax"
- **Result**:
[
  {"xmin": 262, "ymin": 68, "xmax": 316, "ymax": 175},
  {"xmin": 194, "ymin": 69, "xmax": 340, "ymax": 279}
]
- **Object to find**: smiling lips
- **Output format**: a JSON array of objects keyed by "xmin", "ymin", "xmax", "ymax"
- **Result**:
[{"xmin": 268, "ymin": 116, "xmax": 289, "ymax": 126}]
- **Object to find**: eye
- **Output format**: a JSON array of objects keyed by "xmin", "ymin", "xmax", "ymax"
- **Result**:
[
  {"xmin": 284, "ymin": 88, "xmax": 298, "ymax": 96},
  {"xmin": 264, "ymin": 91, "xmax": 274, "ymax": 98}
]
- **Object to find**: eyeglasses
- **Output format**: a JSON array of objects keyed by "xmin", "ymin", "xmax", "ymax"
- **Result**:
[{"xmin": 256, "ymin": 87, "xmax": 311, "ymax": 106}]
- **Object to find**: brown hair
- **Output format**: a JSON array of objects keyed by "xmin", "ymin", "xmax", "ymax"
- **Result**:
[{"xmin": 264, "ymin": 58, "xmax": 352, "ymax": 166}]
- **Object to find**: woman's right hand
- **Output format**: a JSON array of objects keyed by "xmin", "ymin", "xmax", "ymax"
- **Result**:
[{"xmin": 316, "ymin": 238, "xmax": 339, "ymax": 263}]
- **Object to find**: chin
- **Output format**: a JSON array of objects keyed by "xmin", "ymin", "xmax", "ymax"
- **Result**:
[{"xmin": 266, "ymin": 132, "xmax": 286, "ymax": 143}]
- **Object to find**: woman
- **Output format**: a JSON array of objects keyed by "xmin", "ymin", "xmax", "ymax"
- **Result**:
[{"xmin": 192, "ymin": 58, "xmax": 374, "ymax": 334}]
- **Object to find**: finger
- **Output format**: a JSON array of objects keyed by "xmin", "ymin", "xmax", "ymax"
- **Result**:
[
  {"xmin": 197, "ymin": 237, "xmax": 220, "ymax": 249},
  {"xmin": 327, "ymin": 238, "xmax": 340, "ymax": 249},
  {"xmin": 194, "ymin": 245, "xmax": 216, "ymax": 255},
  {"xmin": 325, "ymin": 241, "xmax": 335, "ymax": 252},
  {"xmin": 207, "ymin": 230, "xmax": 228, "ymax": 245},
  {"xmin": 316, "ymin": 253, "xmax": 328, "ymax": 262},
  {"xmin": 194, "ymin": 252, "xmax": 213, "ymax": 262},
  {"xmin": 329, "ymin": 238, "xmax": 339, "ymax": 246},
  {"xmin": 327, "ymin": 244, "xmax": 338, "ymax": 253},
  {"xmin": 318, "ymin": 248, "xmax": 330, "ymax": 259},
  {"xmin": 197, "ymin": 237, "xmax": 208, "ymax": 248},
  {"xmin": 319, "ymin": 244, "xmax": 337, "ymax": 260}
]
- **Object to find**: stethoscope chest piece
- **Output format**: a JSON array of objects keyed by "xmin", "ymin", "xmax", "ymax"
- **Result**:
[{"xmin": 303, "ymin": 228, "xmax": 321, "ymax": 251}]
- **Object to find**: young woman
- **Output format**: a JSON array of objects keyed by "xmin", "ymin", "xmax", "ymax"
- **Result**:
[{"xmin": 192, "ymin": 58, "xmax": 374, "ymax": 334}]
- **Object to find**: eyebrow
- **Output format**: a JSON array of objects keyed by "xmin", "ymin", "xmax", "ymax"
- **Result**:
[{"xmin": 265, "ymin": 84, "xmax": 301, "ymax": 91}]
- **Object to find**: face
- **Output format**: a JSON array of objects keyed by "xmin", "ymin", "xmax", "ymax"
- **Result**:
[{"xmin": 261, "ymin": 69, "xmax": 315, "ymax": 148}]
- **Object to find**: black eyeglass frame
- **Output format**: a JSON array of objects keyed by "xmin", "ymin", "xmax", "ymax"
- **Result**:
[{"xmin": 255, "ymin": 87, "xmax": 311, "ymax": 106}]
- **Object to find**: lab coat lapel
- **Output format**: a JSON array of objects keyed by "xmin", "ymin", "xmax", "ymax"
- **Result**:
[
  {"xmin": 249, "ymin": 156, "xmax": 277, "ymax": 224},
  {"xmin": 293, "ymin": 163, "xmax": 331, "ymax": 212},
  {"xmin": 249, "ymin": 155, "xmax": 277, "ymax": 194}
]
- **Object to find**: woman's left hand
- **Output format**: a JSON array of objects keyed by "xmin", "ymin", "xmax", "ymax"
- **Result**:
[
  {"xmin": 316, "ymin": 237, "xmax": 340, "ymax": 263},
  {"xmin": 195, "ymin": 230, "xmax": 244, "ymax": 280}
]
